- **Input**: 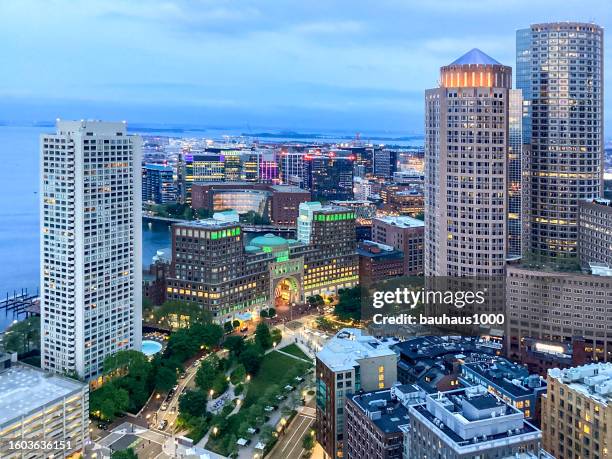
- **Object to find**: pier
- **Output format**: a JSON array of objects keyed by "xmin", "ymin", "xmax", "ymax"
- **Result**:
[{"xmin": 0, "ymin": 289, "xmax": 40, "ymax": 318}]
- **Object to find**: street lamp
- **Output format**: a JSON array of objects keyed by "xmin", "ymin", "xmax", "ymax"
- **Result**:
[
  {"xmin": 246, "ymin": 374, "xmax": 251, "ymax": 382},
  {"xmin": 209, "ymin": 389, "xmax": 214, "ymax": 399},
  {"xmin": 212, "ymin": 426, "xmax": 218, "ymax": 436}
]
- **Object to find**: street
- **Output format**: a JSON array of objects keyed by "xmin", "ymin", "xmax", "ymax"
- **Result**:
[{"xmin": 267, "ymin": 404, "xmax": 316, "ymax": 459}]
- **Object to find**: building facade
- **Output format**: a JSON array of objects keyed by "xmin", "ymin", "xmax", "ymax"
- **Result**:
[
  {"xmin": 543, "ymin": 363, "xmax": 612, "ymax": 459},
  {"xmin": 344, "ymin": 388, "xmax": 410, "ymax": 459},
  {"xmin": 0, "ymin": 354, "xmax": 89, "ymax": 459},
  {"xmin": 191, "ymin": 182, "xmax": 310, "ymax": 226},
  {"xmin": 372, "ymin": 216, "xmax": 424, "ymax": 276},
  {"xmin": 425, "ymin": 49, "xmax": 510, "ymax": 277},
  {"xmin": 166, "ymin": 217, "xmax": 269, "ymax": 324},
  {"xmin": 522, "ymin": 22, "xmax": 604, "ymax": 259},
  {"xmin": 304, "ymin": 152, "xmax": 354, "ymax": 201},
  {"xmin": 506, "ymin": 265, "xmax": 612, "ymax": 370},
  {"xmin": 315, "ymin": 329, "xmax": 399, "ymax": 458},
  {"xmin": 461, "ymin": 359, "xmax": 546, "ymax": 423},
  {"xmin": 508, "ymin": 89, "xmax": 524, "ymax": 258},
  {"xmin": 357, "ymin": 241, "xmax": 404, "ymax": 287},
  {"xmin": 578, "ymin": 198, "xmax": 612, "ymax": 268},
  {"xmin": 142, "ymin": 163, "xmax": 177, "ymax": 204},
  {"xmin": 297, "ymin": 202, "xmax": 359, "ymax": 298},
  {"xmin": 408, "ymin": 387, "xmax": 543, "ymax": 458},
  {"xmin": 40, "ymin": 120, "xmax": 142, "ymax": 381}
]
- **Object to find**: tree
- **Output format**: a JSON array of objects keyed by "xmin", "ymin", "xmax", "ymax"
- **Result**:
[
  {"xmin": 307, "ymin": 295, "xmax": 324, "ymax": 308},
  {"xmin": 223, "ymin": 336, "xmax": 245, "ymax": 356},
  {"xmin": 271, "ymin": 328, "xmax": 282, "ymax": 345},
  {"xmin": 267, "ymin": 307, "xmax": 276, "ymax": 318},
  {"xmin": 255, "ymin": 322, "xmax": 273, "ymax": 350},
  {"xmin": 224, "ymin": 321, "xmax": 234, "ymax": 333},
  {"xmin": 102, "ymin": 350, "xmax": 150, "ymax": 376},
  {"xmin": 259, "ymin": 309, "xmax": 268, "ymax": 318},
  {"xmin": 230, "ymin": 364, "xmax": 246, "ymax": 384},
  {"xmin": 2, "ymin": 316, "xmax": 40, "ymax": 355},
  {"xmin": 100, "ymin": 350, "xmax": 152, "ymax": 413},
  {"xmin": 153, "ymin": 300, "xmax": 212, "ymax": 330},
  {"xmin": 239, "ymin": 344, "xmax": 264, "ymax": 375},
  {"xmin": 232, "ymin": 319, "xmax": 241, "ymax": 329},
  {"xmin": 212, "ymin": 373, "xmax": 229, "ymax": 395},
  {"xmin": 259, "ymin": 425, "xmax": 275, "ymax": 444},
  {"xmin": 155, "ymin": 366, "xmax": 178, "ymax": 393},
  {"xmin": 191, "ymin": 322, "xmax": 224, "ymax": 349},
  {"xmin": 90, "ymin": 383, "xmax": 129, "ymax": 421},
  {"xmin": 302, "ymin": 432, "xmax": 315, "ymax": 450},
  {"xmin": 195, "ymin": 358, "xmax": 220, "ymax": 392},
  {"xmin": 262, "ymin": 385, "xmax": 280, "ymax": 407},
  {"xmin": 111, "ymin": 448, "xmax": 138, "ymax": 459},
  {"xmin": 334, "ymin": 286, "xmax": 362, "ymax": 321},
  {"xmin": 179, "ymin": 390, "xmax": 208, "ymax": 418},
  {"xmin": 167, "ymin": 328, "xmax": 199, "ymax": 362}
]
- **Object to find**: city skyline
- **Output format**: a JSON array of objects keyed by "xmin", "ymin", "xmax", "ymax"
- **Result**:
[
  {"xmin": 0, "ymin": 1, "xmax": 611, "ymax": 133},
  {"xmin": 0, "ymin": 4, "xmax": 610, "ymax": 458}
]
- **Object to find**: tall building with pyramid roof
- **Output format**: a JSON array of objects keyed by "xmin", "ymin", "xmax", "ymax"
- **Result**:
[{"xmin": 424, "ymin": 50, "xmax": 512, "ymax": 277}]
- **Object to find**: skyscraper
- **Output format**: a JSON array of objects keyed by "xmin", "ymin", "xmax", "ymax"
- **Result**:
[
  {"xmin": 304, "ymin": 151, "xmax": 355, "ymax": 201},
  {"xmin": 521, "ymin": 22, "xmax": 604, "ymax": 259},
  {"xmin": 142, "ymin": 163, "xmax": 177, "ymax": 204},
  {"xmin": 425, "ymin": 49, "xmax": 511, "ymax": 276},
  {"xmin": 508, "ymin": 89, "xmax": 523, "ymax": 258},
  {"xmin": 40, "ymin": 120, "xmax": 142, "ymax": 381},
  {"xmin": 516, "ymin": 28, "xmax": 533, "ymax": 146}
]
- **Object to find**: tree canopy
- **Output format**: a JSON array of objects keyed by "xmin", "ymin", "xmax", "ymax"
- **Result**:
[{"xmin": 334, "ymin": 286, "xmax": 361, "ymax": 321}]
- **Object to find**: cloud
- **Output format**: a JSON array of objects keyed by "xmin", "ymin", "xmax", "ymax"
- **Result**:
[{"xmin": 0, "ymin": 0, "xmax": 609, "ymax": 133}]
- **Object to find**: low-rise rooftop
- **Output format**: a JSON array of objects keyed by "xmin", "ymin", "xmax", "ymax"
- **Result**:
[
  {"xmin": 462, "ymin": 358, "xmax": 546, "ymax": 398},
  {"xmin": 374, "ymin": 215, "xmax": 424, "ymax": 228},
  {"xmin": 548, "ymin": 362, "xmax": 612, "ymax": 406},
  {"xmin": 410, "ymin": 386, "xmax": 540, "ymax": 450},
  {"xmin": 350, "ymin": 389, "xmax": 410, "ymax": 433},
  {"xmin": 0, "ymin": 361, "xmax": 86, "ymax": 427},
  {"xmin": 316, "ymin": 329, "xmax": 399, "ymax": 372}
]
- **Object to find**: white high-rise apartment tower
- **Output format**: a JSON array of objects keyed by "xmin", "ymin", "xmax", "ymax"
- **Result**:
[{"xmin": 40, "ymin": 120, "xmax": 142, "ymax": 382}]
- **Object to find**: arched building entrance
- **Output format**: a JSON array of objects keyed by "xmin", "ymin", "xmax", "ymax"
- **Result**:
[{"xmin": 274, "ymin": 276, "xmax": 300, "ymax": 308}]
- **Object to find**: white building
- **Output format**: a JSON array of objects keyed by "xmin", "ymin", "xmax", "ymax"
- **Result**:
[
  {"xmin": 315, "ymin": 328, "xmax": 400, "ymax": 458},
  {"xmin": 408, "ymin": 386, "xmax": 543, "ymax": 458},
  {"xmin": 296, "ymin": 201, "xmax": 323, "ymax": 244},
  {"xmin": 0, "ymin": 354, "xmax": 89, "ymax": 459},
  {"xmin": 40, "ymin": 120, "xmax": 142, "ymax": 382}
]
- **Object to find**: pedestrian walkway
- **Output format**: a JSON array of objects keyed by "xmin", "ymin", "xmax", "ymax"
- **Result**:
[{"xmin": 275, "ymin": 348, "xmax": 312, "ymax": 364}]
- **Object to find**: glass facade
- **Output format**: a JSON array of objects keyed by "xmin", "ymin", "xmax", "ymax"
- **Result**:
[
  {"xmin": 516, "ymin": 28, "xmax": 532, "ymax": 145},
  {"xmin": 508, "ymin": 89, "xmax": 523, "ymax": 258},
  {"xmin": 523, "ymin": 23, "xmax": 604, "ymax": 259}
]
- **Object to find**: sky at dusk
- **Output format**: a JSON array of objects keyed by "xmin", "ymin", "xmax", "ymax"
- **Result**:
[{"xmin": 1, "ymin": 0, "xmax": 610, "ymax": 134}]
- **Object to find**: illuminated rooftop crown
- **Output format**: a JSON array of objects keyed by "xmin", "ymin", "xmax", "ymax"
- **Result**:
[{"xmin": 450, "ymin": 48, "xmax": 501, "ymax": 66}]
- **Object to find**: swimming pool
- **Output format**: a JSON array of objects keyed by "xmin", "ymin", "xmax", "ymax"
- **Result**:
[{"xmin": 142, "ymin": 340, "xmax": 162, "ymax": 356}]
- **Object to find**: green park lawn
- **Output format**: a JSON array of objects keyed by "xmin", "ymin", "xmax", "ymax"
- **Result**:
[
  {"xmin": 277, "ymin": 343, "xmax": 310, "ymax": 361},
  {"xmin": 243, "ymin": 350, "xmax": 311, "ymax": 408}
]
